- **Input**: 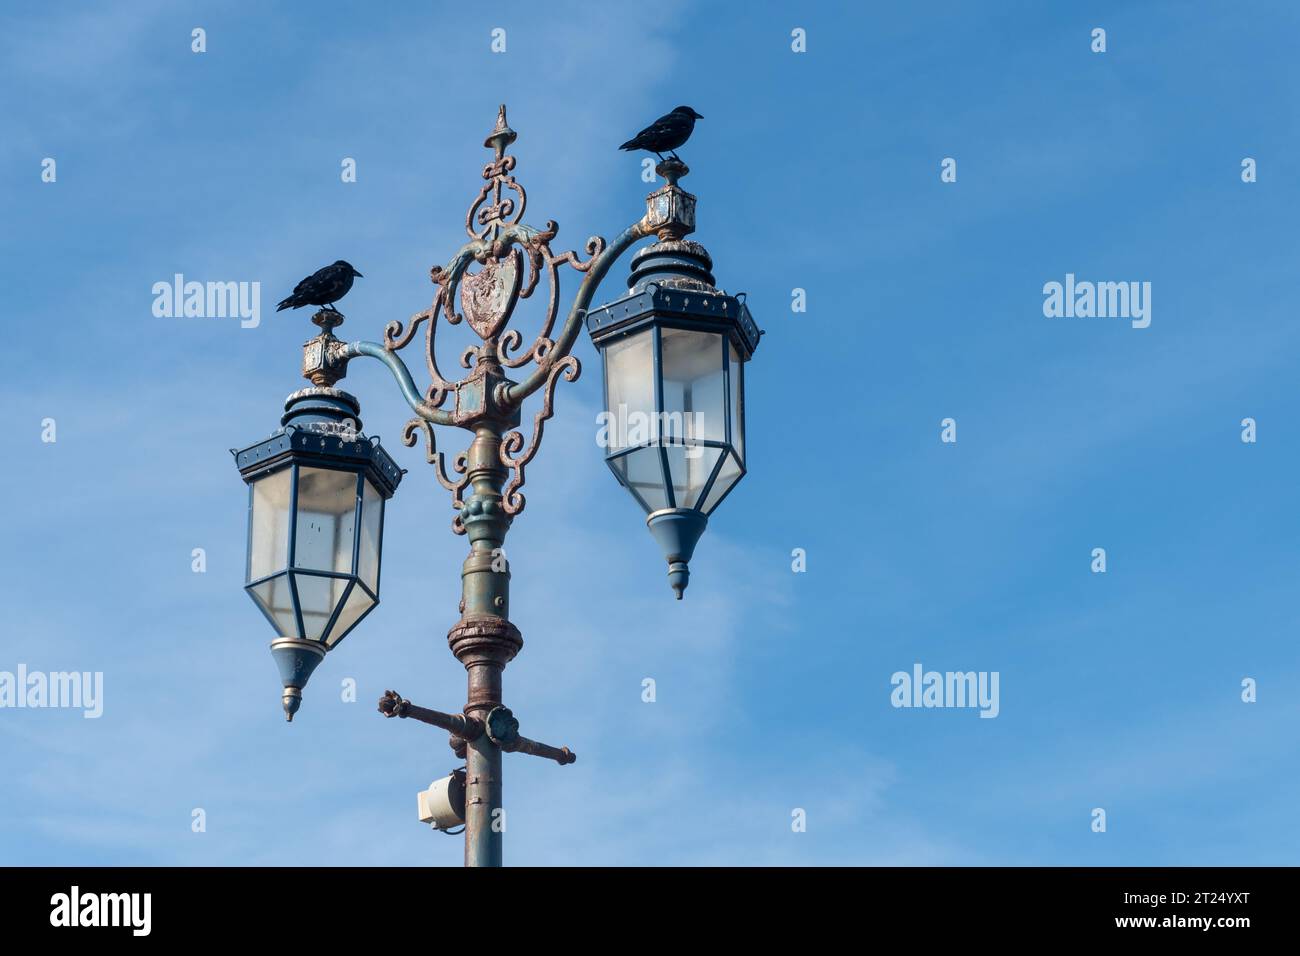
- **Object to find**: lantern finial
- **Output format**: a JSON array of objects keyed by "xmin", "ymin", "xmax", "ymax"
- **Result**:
[{"xmin": 484, "ymin": 104, "xmax": 517, "ymax": 156}]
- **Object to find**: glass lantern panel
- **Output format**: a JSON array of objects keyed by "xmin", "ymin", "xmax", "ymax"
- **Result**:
[
  {"xmin": 659, "ymin": 327, "xmax": 726, "ymax": 445},
  {"xmin": 293, "ymin": 571, "xmax": 350, "ymax": 641},
  {"xmin": 701, "ymin": 449, "xmax": 743, "ymax": 515},
  {"xmin": 664, "ymin": 444, "xmax": 722, "ymax": 511},
  {"xmin": 603, "ymin": 330, "xmax": 656, "ymax": 453},
  {"xmin": 325, "ymin": 581, "xmax": 376, "ymax": 647},
  {"xmin": 249, "ymin": 572, "xmax": 298, "ymax": 637},
  {"xmin": 294, "ymin": 467, "xmax": 359, "ymax": 574},
  {"xmin": 729, "ymin": 342, "xmax": 745, "ymax": 465},
  {"xmin": 248, "ymin": 467, "xmax": 293, "ymax": 583},
  {"xmin": 610, "ymin": 446, "xmax": 670, "ymax": 513},
  {"xmin": 357, "ymin": 479, "xmax": 383, "ymax": 593}
]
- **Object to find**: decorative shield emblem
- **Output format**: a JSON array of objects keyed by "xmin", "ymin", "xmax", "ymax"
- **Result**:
[{"xmin": 461, "ymin": 249, "xmax": 522, "ymax": 340}]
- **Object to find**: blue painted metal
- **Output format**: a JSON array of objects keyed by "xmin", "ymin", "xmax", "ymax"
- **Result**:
[
  {"xmin": 270, "ymin": 638, "xmax": 326, "ymax": 721},
  {"xmin": 344, "ymin": 341, "xmax": 454, "ymax": 427},
  {"xmin": 646, "ymin": 508, "xmax": 708, "ymax": 600}
]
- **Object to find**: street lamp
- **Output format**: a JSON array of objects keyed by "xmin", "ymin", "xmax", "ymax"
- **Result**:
[
  {"xmin": 232, "ymin": 339, "xmax": 403, "ymax": 720},
  {"xmin": 586, "ymin": 162, "xmax": 760, "ymax": 597},
  {"xmin": 232, "ymin": 106, "xmax": 758, "ymax": 865}
]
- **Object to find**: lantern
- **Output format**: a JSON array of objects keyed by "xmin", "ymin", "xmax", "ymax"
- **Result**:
[
  {"xmin": 233, "ymin": 387, "xmax": 402, "ymax": 719},
  {"xmin": 586, "ymin": 237, "xmax": 759, "ymax": 598}
]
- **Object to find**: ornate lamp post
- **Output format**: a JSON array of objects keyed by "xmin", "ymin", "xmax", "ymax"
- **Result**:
[{"xmin": 232, "ymin": 106, "xmax": 759, "ymax": 866}]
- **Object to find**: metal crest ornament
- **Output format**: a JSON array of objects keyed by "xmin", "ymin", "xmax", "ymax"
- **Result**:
[{"xmin": 460, "ymin": 249, "xmax": 522, "ymax": 340}]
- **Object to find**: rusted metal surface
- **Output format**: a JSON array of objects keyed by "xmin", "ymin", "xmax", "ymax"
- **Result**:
[
  {"xmin": 399, "ymin": 417, "xmax": 470, "ymax": 534},
  {"xmin": 512, "ymin": 738, "xmax": 576, "ymax": 765},
  {"xmin": 301, "ymin": 310, "xmax": 352, "ymax": 388},
  {"xmin": 463, "ymin": 664, "xmax": 503, "ymax": 866},
  {"xmin": 378, "ymin": 689, "xmax": 480, "ymax": 739},
  {"xmin": 645, "ymin": 160, "xmax": 696, "ymax": 241},
  {"xmin": 333, "ymin": 106, "xmax": 669, "ymax": 866},
  {"xmin": 485, "ymin": 706, "xmax": 576, "ymax": 765},
  {"xmin": 369, "ymin": 105, "xmax": 650, "ymax": 522},
  {"xmin": 499, "ymin": 354, "xmax": 579, "ymax": 515},
  {"xmin": 461, "ymin": 249, "xmax": 522, "ymax": 340}
]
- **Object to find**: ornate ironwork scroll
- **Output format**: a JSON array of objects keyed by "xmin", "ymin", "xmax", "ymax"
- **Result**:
[
  {"xmin": 500, "ymin": 354, "xmax": 580, "ymax": 516},
  {"xmin": 377, "ymin": 105, "xmax": 609, "ymax": 529}
]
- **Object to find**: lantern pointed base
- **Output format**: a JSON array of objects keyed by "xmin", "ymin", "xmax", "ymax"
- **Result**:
[
  {"xmin": 646, "ymin": 509, "xmax": 707, "ymax": 600},
  {"xmin": 282, "ymin": 686, "xmax": 302, "ymax": 722},
  {"xmin": 270, "ymin": 638, "xmax": 326, "ymax": 722}
]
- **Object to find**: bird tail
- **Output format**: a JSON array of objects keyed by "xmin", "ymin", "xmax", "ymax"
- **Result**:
[
  {"xmin": 619, "ymin": 139, "xmax": 638, "ymax": 151},
  {"xmin": 275, "ymin": 296, "xmax": 296, "ymax": 311}
]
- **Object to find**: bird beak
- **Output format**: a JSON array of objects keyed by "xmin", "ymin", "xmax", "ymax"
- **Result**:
[
  {"xmin": 693, "ymin": 111, "xmax": 704, "ymax": 119},
  {"xmin": 353, "ymin": 269, "xmax": 364, "ymax": 278}
]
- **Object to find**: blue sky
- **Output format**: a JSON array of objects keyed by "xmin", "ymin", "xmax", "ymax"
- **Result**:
[{"xmin": 2, "ymin": 0, "xmax": 1298, "ymax": 865}]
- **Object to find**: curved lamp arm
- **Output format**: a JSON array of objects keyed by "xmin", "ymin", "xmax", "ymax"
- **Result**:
[
  {"xmin": 344, "ymin": 340, "xmax": 454, "ymax": 427},
  {"xmin": 504, "ymin": 218, "xmax": 651, "ymax": 406}
]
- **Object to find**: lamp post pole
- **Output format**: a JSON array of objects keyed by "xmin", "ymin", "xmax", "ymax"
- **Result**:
[
  {"xmin": 243, "ymin": 104, "xmax": 753, "ymax": 866},
  {"xmin": 453, "ymin": 423, "xmax": 516, "ymax": 868}
]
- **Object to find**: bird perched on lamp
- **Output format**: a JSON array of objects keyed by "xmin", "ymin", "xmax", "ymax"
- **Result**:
[
  {"xmin": 275, "ymin": 260, "xmax": 363, "ymax": 313},
  {"xmin": 619, "ymin": 106, "xmax": 703, "ymax": 162}
]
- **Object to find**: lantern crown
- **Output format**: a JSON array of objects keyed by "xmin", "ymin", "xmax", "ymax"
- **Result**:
[{"xmin": 233, "ymin": 388, "xmax": 402, "ymax": 497}]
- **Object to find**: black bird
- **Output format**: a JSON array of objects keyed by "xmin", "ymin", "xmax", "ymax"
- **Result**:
[
  {"xmin": 275, "ymin": 260, "xmax": 363, "ymax": 313},
  {"xmin": 619, "ymin": 106, "xmax": 703, "ymax": 162}
]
